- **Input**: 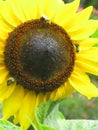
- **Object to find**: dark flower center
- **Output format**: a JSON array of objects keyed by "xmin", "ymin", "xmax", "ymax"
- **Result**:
[{"xmin": 4, "ymin": 19, "xmax": 75, "ymax": 92}]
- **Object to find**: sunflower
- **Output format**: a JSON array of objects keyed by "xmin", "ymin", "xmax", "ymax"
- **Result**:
[{"xmin": 0, "ymin": 0, "xmax": 98, "ymax": 129}]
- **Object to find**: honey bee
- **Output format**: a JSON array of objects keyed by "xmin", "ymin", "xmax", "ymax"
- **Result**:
[
  {"xmin": 7, "ymin": 77, "xmax": 15, "ymax": 86},
  {"xmin": 74, "ymin": 43, "xmax": 79, "ymax": 53},
  {"xmin": 40, "ymin": 15, "xmax": 50, "ymax": 23}
]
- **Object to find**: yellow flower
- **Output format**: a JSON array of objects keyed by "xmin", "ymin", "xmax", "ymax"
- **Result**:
[{"xmin": 0, "ymin": 0, "xmax": 98, "ymax": 129}]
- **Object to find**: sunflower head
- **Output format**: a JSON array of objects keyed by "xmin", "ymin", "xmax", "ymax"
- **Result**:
[
  {"xmin": 4, "ymin": 18, "xmax": 75, "ymax": 92},
  {"xmin": 0, "ymin": 0, "xmax": 98, "ymax": 129}
]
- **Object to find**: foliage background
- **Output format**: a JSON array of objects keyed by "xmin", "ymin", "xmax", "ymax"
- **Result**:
[{"xmin": 64, "ymin": 0, "xmax": 98, "ymax": 9}]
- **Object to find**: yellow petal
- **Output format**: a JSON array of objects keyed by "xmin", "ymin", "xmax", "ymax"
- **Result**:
[
  {"xmin": 0, "ymin": 20, "xmax": 12, "ymax": 40},
  {"xmin": 0, "ymin": 41, "xmax": 5, "ymax": 48},
  {"xmin": 0, "ymin": 82, "xmax": 16, "ymax": 102},
  {"xmin": 69, "ymin": 20, "xmax": 98, "ymax": 40},
  {"xmin": 0, "ymin": 57, "xmax": 4, "ymax": 64},
  {"xmin": 77, "ymin": 47, "xmax": 98, "ymax": 62},
  {"xmin": 36, "ymin": 0, "xmax": 45, "ymax": 18},
  {"xmin": 35, "ymin": 92, "xmax": 44, "ymax": 108},
  {"xmin": 76, "ymin": 59, "xmax": 98, "ymax": 76},
  {"xmin": 54, "ymin": 0, "xmax": 80, "ymax": 26},
  {"xmin": 58, "ymin": 82, "xmax": 74, "ymax": 98},
  {"xmin": 43, "ymin": 92, "xmax": 51, "ymax": 102},
  {"xmin": 15, "ymin": 0, "xmax": 37, "ymax": 20},
  {"xmin": 0, "ymin": 18, "xmax": 13, "ymax": 33},
  {"xmin": 0, "ymin": 30, "xmax": 8, "ymax": 42},
  {"xmin": 65, "ymin": 6, "xmax": 93, "ymax": 32},
  {"xmin": 0, "ymin": 67, "xmax": 9, "ymax": 85},
  {"xmin": 69, "ymin": 69, "xmax": 98, "ymax": 99},
  {"xmin": 0, "ymin": 48, "xmax": 4, "ymax": 64},
  {"xmin": 0, "ymin": 0, "xmax": 21, "ymax": 27},
  {"xmin": 44, "ymin": 0, "xmax": 64, "ymax": 20},
  {"xmin": 50, "ymin": 89, "xmax": 58, "ymax": 100},
  {"xmin": 2, "ymin": 85, "xmax": 24, "ymax": 119},
  {"xmin": 19, "ymin": 91, "xmax": 36, "ymax": 130},
  {"xmin": 50, "ymin": 82, "xmax": 74, "ymax": 101},
  {"xmin": 13, "ymin": 112, "xmax": 19, "ymax": 124},
  {"xmin": 0, "ymin": 20, "xmax": 12, "ymax": 44},
  {"xmin": 0, "ymin": 44, "xmax": 4, "ymax": 53},
  {"xmin": 0, "ymin": 43, "xmax": 5, "ymax": 61},
  {"xmin": 79, "ymin": 38, "xmax": 98, "ymax": 49}
]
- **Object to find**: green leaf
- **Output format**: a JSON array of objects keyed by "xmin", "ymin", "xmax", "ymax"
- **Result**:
[
  {"xmin": 60, "ymin": 120, "xmax": 98, "ymax": 130},
  {"xmin": 38, "ymin": 124, "xmax": 55, "ymax": 130},
  {"xmin": 92, "ymin": 28, "xmax": 98, "ymax": 38},
  {"xmin": 44, "ymin": 103, "xmax": 64, "ymax": 129},
  {"xmin": 0, "ymin": 119, "xmax": 22, "ymax": 130},
  {"xmin": 35, "ymin": 100, "xmax": 63, "ymax": 130},
  {"xmin": 35, "ymin": 100, "xmax": 98, "ymax": 130},
  {"xmin": 35, "ymin": 100, "xmax": 52, "ymax": 124},
  {"xmin": 92, "ymin": 28, "xmax": 98, "ymax": 47}
]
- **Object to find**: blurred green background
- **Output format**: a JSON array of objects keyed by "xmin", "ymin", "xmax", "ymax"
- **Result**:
[
  {"xmin": 60, "ymin": 0, "xmax": 98, "ymax": 121},
  {"xmin": 64, "ymin": 0, "xmax": 98, "ymax": 9},
  {"xmin": 59, "ymin": 75, "xmax": 98, "ymax": 120}
]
